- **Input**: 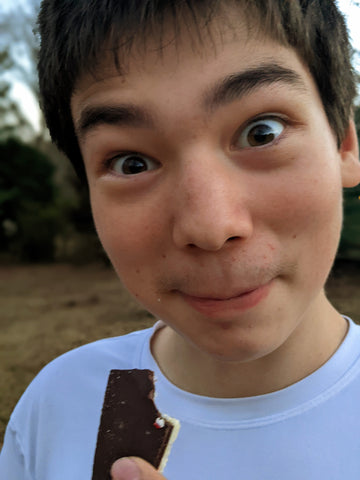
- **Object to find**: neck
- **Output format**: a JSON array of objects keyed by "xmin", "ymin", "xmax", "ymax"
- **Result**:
[{"xmin": 151, "ymin": 296, "xmax": 348, "ymax": 398}]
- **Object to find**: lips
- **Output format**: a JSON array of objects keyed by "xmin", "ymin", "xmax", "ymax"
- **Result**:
[{"xmin": 179, "ymin": 281, "xmax": 272, "ymax": 317}]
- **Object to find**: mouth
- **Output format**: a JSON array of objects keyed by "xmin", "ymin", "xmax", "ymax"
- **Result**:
[{"xmin": 179, "ymin": 281, "xmax": 273, "ymax": 317}]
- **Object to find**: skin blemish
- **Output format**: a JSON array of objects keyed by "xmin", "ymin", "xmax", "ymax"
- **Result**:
[{"xmin": 220, "ymin": 322, "xmax": 232, "ymax": 330}]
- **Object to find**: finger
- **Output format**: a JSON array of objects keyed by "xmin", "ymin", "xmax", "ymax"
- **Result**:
[{"xmin": 111, "ymin": 457, "xmax": 167, "ymax": 480}]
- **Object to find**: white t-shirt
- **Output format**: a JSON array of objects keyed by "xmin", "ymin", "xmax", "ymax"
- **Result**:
[{"xmin": 1, "ymin": 318, "xmax": 360, "ymax": 480}]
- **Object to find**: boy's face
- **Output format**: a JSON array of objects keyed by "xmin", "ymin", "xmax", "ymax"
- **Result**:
[{"xmin": 71, "ymin": 20, "xmax": 359, "ymax": 363}]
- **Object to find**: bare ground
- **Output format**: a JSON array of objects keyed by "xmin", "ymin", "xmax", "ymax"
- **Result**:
[{"xmin": 0, "ymin": 262, "xmax": 359, "ymax": 443}]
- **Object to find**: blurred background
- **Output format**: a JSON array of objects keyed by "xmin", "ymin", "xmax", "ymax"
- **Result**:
[
  {"xmin": 0, "ymin": 0, "xmax": 104, "ymax": 265},
  {"xmin": 0, "ymin": 0, "xmax": 359, "ymax": 443}
]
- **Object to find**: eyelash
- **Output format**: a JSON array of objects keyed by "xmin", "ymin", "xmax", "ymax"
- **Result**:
[
  {"xmin": 100, "ymin": 113, "xmax": 289, "ymax": 176},
  {"xmin": 103, "ymin": 151, "xmax": 159, "ymax": 177},
  {"xmin": 232, "ymin": 114, "xmax": 288, "ymax": 150}
]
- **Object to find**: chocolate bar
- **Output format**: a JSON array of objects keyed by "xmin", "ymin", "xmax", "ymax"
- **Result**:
[{"xmin": 92, "ymin": 369, "xmax": 180, "ymax": 479}]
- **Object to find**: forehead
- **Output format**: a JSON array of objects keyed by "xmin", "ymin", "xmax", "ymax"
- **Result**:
[
  {"xmin": 71, "ymin": 24, "xmax": 319, "ymax": 138},
  {"xmin": 74, "ymin": 11, "xmax": 232, "ymax": 82},
  {"xmin": 72, "ymin": 7, "xmax": 287, "ymax": 95}
]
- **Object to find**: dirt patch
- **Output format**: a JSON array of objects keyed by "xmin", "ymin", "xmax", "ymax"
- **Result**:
[
  {"xmin": 0, "ymin": 263, "xmax": 155, "ymax": 444},
  {"xmin": 0, "ymin": 262, "xmax": 359, "ymax": 443}
]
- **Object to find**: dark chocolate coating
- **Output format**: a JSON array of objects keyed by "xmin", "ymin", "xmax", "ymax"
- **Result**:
[{"xmin": 92, "ymin": 369, "xmax": 174, "ymax": 480}]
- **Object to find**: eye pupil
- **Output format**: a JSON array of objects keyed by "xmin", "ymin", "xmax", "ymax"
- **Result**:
[
  {"xmin": 121, "ymin": 156, "xmax": 147, "ymax": 175},
  {"xmin": 111, "ymin": 152, "xmax": 158, "ymax": 176},
  {"xmin": 247, "ymin": 124, "xmax": 275, "ymax": 146}
]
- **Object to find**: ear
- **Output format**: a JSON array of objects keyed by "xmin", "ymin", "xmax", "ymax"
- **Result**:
[{"xmin": 339, "ymin": 118, "xmax": 360, "ymax": 188}]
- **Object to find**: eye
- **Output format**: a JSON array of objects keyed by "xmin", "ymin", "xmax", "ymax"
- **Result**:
[
  {"xmin": 110, "ymin": 153, "xmax": 159, "ymax": 176},
  {"xmin": 237, "ymin": 117, "xmax": 285, "ymax": 148}
]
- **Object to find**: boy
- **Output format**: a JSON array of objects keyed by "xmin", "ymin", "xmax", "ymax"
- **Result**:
[{"xmin": 1, "ymin": 0, "xmax": 360, "ymax": 479}]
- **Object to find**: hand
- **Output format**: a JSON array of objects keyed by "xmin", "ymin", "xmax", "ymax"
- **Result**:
[{"xmin": 111, "ymin": 457, "xmax": 168, "ymax": 480}]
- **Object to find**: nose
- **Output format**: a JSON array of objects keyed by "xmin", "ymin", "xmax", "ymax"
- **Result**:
[{"xmin": 171, "ymin": 155, "xmax": 253, "ymax": 251}]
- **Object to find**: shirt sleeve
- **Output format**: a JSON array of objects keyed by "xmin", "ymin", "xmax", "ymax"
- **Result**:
[{"xmin": 0, "ymin": 421, "xmax": 31, "ymax": 480}]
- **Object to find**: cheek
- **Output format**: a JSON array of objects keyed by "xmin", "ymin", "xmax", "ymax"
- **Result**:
[
  {"xmin": 261, "ymin": 146, "xmax": 343, "ymax": 232},
  {"xmin": 267, "ymin": 160, "xmax": 343, "ymax": 284},
  {"xmin": 91, "ymin": 194, "xmax": 165, "ymax": 281},
  {"xmin": 297, "ymin": 178, "xmax": 341, "ymax": 234}
]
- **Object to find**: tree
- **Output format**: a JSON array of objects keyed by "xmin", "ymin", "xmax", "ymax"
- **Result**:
[
  {"xmin": 0, "ymin": 138, "xmax": 64, "ymax": 261},
  {"xmin": 0, "ymin": 0, "xmax": 46, "ymax": 145},
  {"xmin": 0, "ymin": 49, "xmax": 32, "ymax": 140},
  {"xmin": 338, "ymin": 104, "xmax": 360, "ymax": 259}
]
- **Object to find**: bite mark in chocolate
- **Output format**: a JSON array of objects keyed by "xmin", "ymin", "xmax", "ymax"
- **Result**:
[{"xmin": 92, "ymin": 369, "xmax": 179, "ymax": 480}]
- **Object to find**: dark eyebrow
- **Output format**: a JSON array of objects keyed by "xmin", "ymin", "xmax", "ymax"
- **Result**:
[
  {"xmin": 76, "ymin": 63, "xmax": 306, "ymax": 140},
  {"xmin": 75, "ymin": 104, "xmax": 155, "ymax": 141},
  {"xmin": 203, "ymin": 62, "xmax": 307, "ymax": 111}
]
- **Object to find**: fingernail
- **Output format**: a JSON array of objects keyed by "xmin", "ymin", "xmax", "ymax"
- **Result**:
[{"xmin": 111, "ymin": 457, "xmax": 141, "ymax": 480}]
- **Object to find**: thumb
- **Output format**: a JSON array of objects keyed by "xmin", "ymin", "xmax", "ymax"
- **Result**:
[{"xmin": 110, "ymin": 457, "xmax": 167, "ymax": 480}]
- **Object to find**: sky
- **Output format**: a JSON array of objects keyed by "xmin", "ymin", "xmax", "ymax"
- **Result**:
[
  {"xmin": 2, "ymin": 0, "xmax": 360, "ymax": 132},
  {"xmin": 340, "ymin": 0, "xmax": 360, "ymax": 69}
]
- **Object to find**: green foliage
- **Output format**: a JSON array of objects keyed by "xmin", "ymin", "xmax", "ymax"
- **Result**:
[
  {"xmin": 339, "ymin": 184, "xmax": 360, "ymax": 259},
  {"xmin": 0, "ymin": 138, "xmax": 64, "ymax": 261},
  {"xmin": 355, "ymin": 106, "xmax": 360, "ymax": 143},
  {"xmin": 338, "ymin": 105, "xmax": 360, "ymax": 259}
]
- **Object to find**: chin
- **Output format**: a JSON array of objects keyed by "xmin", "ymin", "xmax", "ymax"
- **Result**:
[{"xmin": 195, "ymin": 332, "xmax": 280, "ymax": 364}]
